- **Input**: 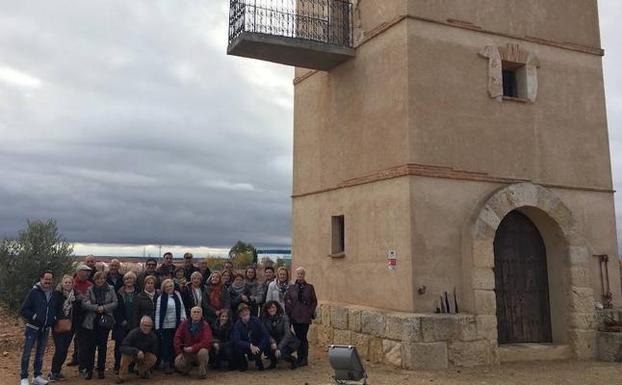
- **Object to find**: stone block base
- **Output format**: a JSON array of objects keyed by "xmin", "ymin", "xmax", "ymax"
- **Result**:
[
  {"xmin": 311, "ymin": 302, "xmax": 498, "ymax": 369},
  {"xmin": 597, "ymin": 332, "xmax": 622, "ymax": 362}
]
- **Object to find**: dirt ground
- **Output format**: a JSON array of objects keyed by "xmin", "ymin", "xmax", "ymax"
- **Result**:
[{"xmin": 2, "ymin": 308, "xmax": 622, "ymax": 385}]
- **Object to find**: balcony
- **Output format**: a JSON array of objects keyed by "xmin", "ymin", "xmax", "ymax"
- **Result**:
[{"xmin": 227, "ymin": 0, "xmax": 355, "ymax": 71}]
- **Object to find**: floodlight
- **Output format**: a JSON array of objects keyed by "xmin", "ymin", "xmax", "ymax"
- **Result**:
[{"xmin": 328, "ymin": 345, "xmax": 367, "ymax": 384}]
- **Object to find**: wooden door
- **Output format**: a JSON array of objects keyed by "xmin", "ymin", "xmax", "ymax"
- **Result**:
[{"xmin": 494, "ymin": 211, "xmax": 552, "ymax": 344}]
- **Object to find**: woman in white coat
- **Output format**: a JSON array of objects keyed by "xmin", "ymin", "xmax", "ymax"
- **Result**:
[
  {"xmin": 265, "ymin": 267, "xmax": 290, "ymax": 309},
  {"xmin": 155, "ymin": 279, "xmax": 186, "ymax": 374}
]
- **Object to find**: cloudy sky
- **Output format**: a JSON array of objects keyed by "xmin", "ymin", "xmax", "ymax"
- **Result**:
[{"xmin": 0, "ymin": 2, "xmax": 621, "ymax": 256}]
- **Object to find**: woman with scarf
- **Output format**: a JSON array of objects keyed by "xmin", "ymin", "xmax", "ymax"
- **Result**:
[
  {"xmin": 154, "ymin": 279, "xmax": 186, "ymax": 374},
  {"xmin": 112, "ymin": 271, "xmax": 140, "ymax": 375},
  {"xmin": 228, "ymin": 273, "xmax": 251, "ymax": 319},
  {"xmin": 203, "ymin": 272, "xmax": 231, "ymax": 323},
  {"xmin": 221, "ymin": 270, "xmax": 233, "ymax": 290},
  {"xmin": 81, "ymin": 271, "xmax": 118, "ymax": 379},
  {"xmin": 210, "ymin": 310, "xmax": 234, "ymax": 370},
  {"xmin": 244, "ymin": 267, "xmax": 260, "ymax": 315},
  {"xmin": 284, "ymin": 267, "xmax": 317, "ymax": 368},
  {"xmin": 48, "ymin": 275, "xmax": 77, "ymax": 381},
  {"xmin": 174, "ymin": 267, "xmax": 187, "ymax": 290},
  {"xmin": 261, "ymin": 300, "xmax": 300, "ymax": 370},
  {"xmin": 182, "ymin": 271, "xmax": 206, "ymax": 318},
  {"xmin": 266, "ymin": 267, "xmax": 290, "ymax": 309}
]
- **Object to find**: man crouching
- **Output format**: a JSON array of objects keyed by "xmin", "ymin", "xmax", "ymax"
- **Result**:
[
  {"xmin": 115, "ymin": 316, "xmax": 158, "ymax": 383},
  {"xmin": 174, "ymin": 306, "xmax": 212, "ymax": 379}
]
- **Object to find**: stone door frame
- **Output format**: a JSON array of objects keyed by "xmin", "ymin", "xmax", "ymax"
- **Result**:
[{"xmin": 466, "ymin": 182, "xmax": 596, "ymax": 359}]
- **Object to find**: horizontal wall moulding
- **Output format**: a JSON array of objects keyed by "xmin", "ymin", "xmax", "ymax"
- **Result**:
[
  {"xmin": 293, "ymin": 14, "xmax": 604, "ymax": 85},
  {"xmin": 291, "ymin": 163, "xmax": 614, "ymax": 198}
]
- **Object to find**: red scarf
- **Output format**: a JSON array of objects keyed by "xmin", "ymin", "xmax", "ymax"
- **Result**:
[
  {"xmin": 210, "ymin": 284, "xmax": 222, "ymax": 310},
  {"xmin": 73, "ymin": 277, "xmax": 93, "ymax": 296}
]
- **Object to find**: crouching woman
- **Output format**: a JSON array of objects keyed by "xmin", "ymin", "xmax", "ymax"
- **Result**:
[
  {"xmin": 261, "ymin": 300, "xmax": 300, "ymax": 369},
  {"xmin": 232, "ymin": 304, "xmax": 271, "ymax": 371},
  {"xmin": 210, "ymin": 310, "xmax": 234, "ymax": 370}
]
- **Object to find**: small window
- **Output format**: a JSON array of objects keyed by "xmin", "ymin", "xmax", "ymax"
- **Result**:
[
  {"xmin": 502, "ymin": 61, "xmax": 526, "ymax": 99},
  {"xmin": 331, "ymin": 215, "xmax": 345, "ymax": 255},
  {"xmin": 502, "ymin": 69, "xmax": 517, "ymax": 97}
]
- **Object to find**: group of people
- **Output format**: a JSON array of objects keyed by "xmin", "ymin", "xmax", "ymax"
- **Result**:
[{"xmin": 19, "ymin": 253, "xmax": 317, "ymax": 385}]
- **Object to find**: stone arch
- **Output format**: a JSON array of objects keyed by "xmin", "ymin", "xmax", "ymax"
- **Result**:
[{"xmin": 466, "ymin": 182, "xmax": 595, "ymax": 359}]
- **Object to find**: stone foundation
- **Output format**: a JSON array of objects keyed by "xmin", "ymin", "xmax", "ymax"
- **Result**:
[
  {"xmin": 309, "ymin": 302, "xmax": 499, "ymax": 369},
  {"xmin": 597, "ymin": 332, "xmax": 622, "ymax": 362},
  {"xmin": 595, "ymin": 309, "xmax": 622, "ymax": 362}
]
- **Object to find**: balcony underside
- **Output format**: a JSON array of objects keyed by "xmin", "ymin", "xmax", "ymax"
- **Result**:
[{"xmin": 228, "ymin": 32, "xmax": 355, "ymax": 71}]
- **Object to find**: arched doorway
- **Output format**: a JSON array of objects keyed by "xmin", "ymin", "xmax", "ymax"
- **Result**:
[{"xmin": 494, "ymin": 210, "xmax": 552, "ymax": 344}]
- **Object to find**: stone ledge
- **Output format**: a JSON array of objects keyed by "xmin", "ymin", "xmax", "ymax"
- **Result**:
[{"xmin": 498, "ymin": 343, "xmax": 572, "ymax": 363}]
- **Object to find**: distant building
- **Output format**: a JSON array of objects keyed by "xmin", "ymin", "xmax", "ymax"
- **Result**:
[{"xmin": 257, "ymin": 248, "xmax": 292, "ymax": 267}]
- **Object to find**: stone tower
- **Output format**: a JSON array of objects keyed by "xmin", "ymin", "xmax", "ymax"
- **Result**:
[{"xmin": 229, "ymin": 0, "xmax": 620, "ymax": 368}]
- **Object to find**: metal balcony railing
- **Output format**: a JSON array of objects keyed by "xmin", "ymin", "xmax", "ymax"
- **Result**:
[
  {"xmin": 227, "ymin": 0, "xmax": 354, "ymax": 69},
  {"xmin": 229, "ymin": 0, "xmax": 353, "ymax": 48}
]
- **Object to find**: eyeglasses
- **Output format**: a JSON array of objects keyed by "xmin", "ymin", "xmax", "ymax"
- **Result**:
[{"xmin": 146, "ymin": 263, "xmax": 156, "ymax": 267}]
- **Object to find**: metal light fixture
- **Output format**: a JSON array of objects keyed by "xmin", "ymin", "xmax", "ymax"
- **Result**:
[{"xmin": 328, "ymin": 345, "xmax": 367, "ymax": 384}]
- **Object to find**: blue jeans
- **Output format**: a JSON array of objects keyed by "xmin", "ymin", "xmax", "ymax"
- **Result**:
[{"xmin": 21, "ymin": 326, "xmax": 49, "ymax": 379}]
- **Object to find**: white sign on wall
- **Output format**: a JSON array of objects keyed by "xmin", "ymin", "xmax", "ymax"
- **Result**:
[{"xmin": 388, "ymin": 250, "xmax": 397, "ymax": 271}]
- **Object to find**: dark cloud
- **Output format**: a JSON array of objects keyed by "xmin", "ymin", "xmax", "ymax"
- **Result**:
[
  {"xmin": 0, "ymin": 2, "xmax": 621, "ymax": 252},
  {"xmin": 0, "ymin": 1, "xmax": 293, "ymax": 248}
]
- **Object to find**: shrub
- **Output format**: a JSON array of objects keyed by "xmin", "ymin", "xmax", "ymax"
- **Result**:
[{"xmin": 0, "ymin": 219, "xmax": 74, "ymax": 312}]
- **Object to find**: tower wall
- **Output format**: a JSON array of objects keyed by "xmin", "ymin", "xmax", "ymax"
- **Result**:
[{"xmin": 292, "ymin": 0, "xmax": 618, "ymax": 367}]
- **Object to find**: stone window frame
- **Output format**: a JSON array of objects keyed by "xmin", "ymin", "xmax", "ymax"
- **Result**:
[{"xmin": 479, "ymin": 43, "xmax": 540, "ymax": 103}]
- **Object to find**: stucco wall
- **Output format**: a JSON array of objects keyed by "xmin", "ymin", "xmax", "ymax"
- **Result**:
[
  {"xmin": 407, "ymin": 0, "xmax": 601, "ymax": 48},
  {"xmin": 292, "ymin": 177, "xmax": 415, "ymax": 312},
  {"xmin": 291, "ymin": 0, "xmax": 616, "ymax": 317},
  {"xmin": 293, "ymin": 21, "xmax": 409, "ymax": 196},
  {"xmin": 407, "ymin": 18, "xmax": 612, "ymax": 189}
]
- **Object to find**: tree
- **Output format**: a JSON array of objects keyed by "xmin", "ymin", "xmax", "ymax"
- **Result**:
[
  {"xmin": 0, "ymin": 219, "xmax": 74, "ymax": 312},
  {"xmin": 228, "ymin": 240, "xmax": 258, "ymax": 268},
  {"xmin": 205, "ymin": 257, "xmax": 227, "ymax": 271},
  {"xmin": 259, "ymin": 257, "xmax": 274, "ymax": 268}
]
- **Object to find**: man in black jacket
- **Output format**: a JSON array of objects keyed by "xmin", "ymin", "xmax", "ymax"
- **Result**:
[
  {"xmin": 20, "ymin": 271, "xmax": 57, "ymax": 385},
  {"xmin": 156, "ymin": 252, "xmax": 175, "ymax": 280},
  {"xmin": 136, "ymin": 258, "xmax": 158, "ymax": 290},
  {"xmin": 106, "ymin": 259, "xmax": 124, "ymax": 292},
  {"xmin": 115, "ymin": 316, "xmax": 159, "ymax": 383},
  {"xmin": 182, "ymin": 253, "xmax": 199, "ymax": 281}
]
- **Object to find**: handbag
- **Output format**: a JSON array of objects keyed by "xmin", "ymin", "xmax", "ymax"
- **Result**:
[
  {"xmin": 54, "ymin": 318, "xmax": 72, "ymax": 334},
  {"xmin": 97, "ymin": 314, "xmax": 114, "ymax": 330}
]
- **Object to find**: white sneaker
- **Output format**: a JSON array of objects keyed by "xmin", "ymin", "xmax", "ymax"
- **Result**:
[
  {"xmin": 20, "ymin": 379, "xmax": 29, "ymax": 385},
  {"xmin": 33, "ymin": 376, "xmax": 48, "ymax": 385}
]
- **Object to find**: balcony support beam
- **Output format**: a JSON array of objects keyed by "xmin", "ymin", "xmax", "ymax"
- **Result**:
[{"xmin": 228, "ymin": 31, "xmax": 355, "ymax": 70}]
